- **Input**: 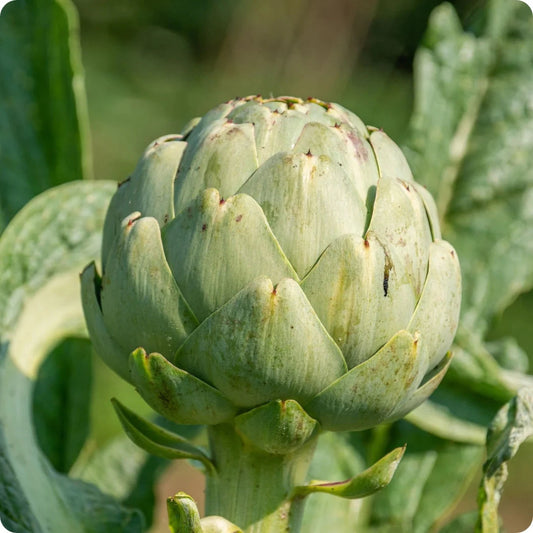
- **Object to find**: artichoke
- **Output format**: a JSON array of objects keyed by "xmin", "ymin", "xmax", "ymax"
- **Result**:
[{"xmin": 81, "ymin": 95, "xmax": 461, "ymax": 435}]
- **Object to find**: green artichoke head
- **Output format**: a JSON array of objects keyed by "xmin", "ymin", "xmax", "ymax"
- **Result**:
[{"xmin": 81, "ymin": 95, "xmax": 461, "ymax": 435}]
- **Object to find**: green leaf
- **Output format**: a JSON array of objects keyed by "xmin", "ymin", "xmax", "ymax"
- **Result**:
[
  {"xmin": 32, "ymin": 337, "xmax": 92, "ymax": 473},
  {"xmin": 111, "ymin": 398, "xmax": 215, "ymax": 474},
  {"xmin": 448, "ymin": 328, "xmax": 518, "ymax": 402},
  {"xmin": 405, "ymin": 1, "xmax": 533, "ymax": 332},
  {"xmin": 477, "ymin": 388, "xmax": 533, "ymax": 533},
  {"xmin": 0, "ymin": 181, "xmax": 143, "ymax": 532},
  {"xmin": 368, "ymin": 422, "xmax": 483, "ymax": 533},
  {"xmin": 440, "ymin": 512, "xmax": 478, "ymax": 533},
  {"xmin": 292, "ymin": 446, "xmax": 405, "ymax": 499},
  {"xmin": 405, "ymin": 398, "xmax": 487, "ymax": 445},
  {"xmin": 71, "ymin": 435, "xmax": 168, "ymax": 529},
  {"xmin": 301, "ymin": 432, "xmax": 367, "ymax": 533},
  {"xmin": 0, "ymin": 0, "xmax": 92, "ymax": 232}
]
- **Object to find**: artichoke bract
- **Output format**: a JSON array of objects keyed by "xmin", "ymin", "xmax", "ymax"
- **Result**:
[{"xmin": 81, "ymin": 95, "xmax": 461, "ymax": 434}]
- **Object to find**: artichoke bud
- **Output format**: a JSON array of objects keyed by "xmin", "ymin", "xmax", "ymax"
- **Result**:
[{"xmin": 81, "ymin": 95, "xmax": 461, "ymax": 438}]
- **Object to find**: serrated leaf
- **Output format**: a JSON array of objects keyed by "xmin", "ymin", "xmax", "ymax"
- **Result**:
[
  {"xmin": 0, "ymin": 181, "xmax": 143, "ymax": 532},
  {"xmin": 477, "ymin": 388, "xmax": 533, "ymax": 533},
  {"xmin": 405, "ymin": 1, "xmax": 533, "ymax": 333},
  {"xmin": 0, "ymin": 0, "xmax": 91, "ymax": 232}
]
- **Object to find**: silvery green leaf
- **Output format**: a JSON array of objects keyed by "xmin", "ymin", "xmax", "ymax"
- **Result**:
[
  {"xmin": 477, "ymin": 388, "xmax": 533, "ymax": 533},
  {"xmin": 405, "ymin": 0, "xmax": 533, "ymax": 333},
  {"xmin": 0, "ymin": 181, "xmax": 143, "ymax": 532}
]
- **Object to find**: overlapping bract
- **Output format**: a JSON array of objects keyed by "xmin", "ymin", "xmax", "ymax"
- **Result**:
[{"xmin": 81, "ymin": 96, "xmax": 461, "ymax": 432}]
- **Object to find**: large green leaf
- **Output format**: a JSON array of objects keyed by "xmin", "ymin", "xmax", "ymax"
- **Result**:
[
  {"xmin": 0, "ymin": 181, "xmax": 144, "ymax": 532},
  {"xmin": 0, "ymin": 0, "xmax": 91, "ymax": 232},
  {"xmin": 400, "ymin": 0, "xmax": 533, "ymax": 448},
  {"xmin": 366, "ymin": 422, "xmax": 483, "ymax": 533},
  {"xmin": 405, "ymin": 0, "xmax": 533, "ymax": 334},
  {"xmin": 71, "ymin": 435, "xmax": 169, "ymax": 529},
  {"xmin": 32, "ymin": 337, "xmax": 93, "ymax": 473},
  {"xmin": 301, "ymin": 432, "xmax": 367, "ymax": 533}
]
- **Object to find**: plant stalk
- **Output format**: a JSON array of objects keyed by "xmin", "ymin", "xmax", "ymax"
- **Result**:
[{"xmin": 205, "ymin": 423, "xmax": 318, "ymax": 533}]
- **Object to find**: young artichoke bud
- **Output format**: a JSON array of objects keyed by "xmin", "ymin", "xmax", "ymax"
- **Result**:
[{"xmin": 81, "ymin": 95, "xmax": 461, "ymax": 436}]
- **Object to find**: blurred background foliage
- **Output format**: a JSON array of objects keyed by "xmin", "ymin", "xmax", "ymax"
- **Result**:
[{"xmin": 64, "ymin": 0, "xmax": 532, "ymax": 530}]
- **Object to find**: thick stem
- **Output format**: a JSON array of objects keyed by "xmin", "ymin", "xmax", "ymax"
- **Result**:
[{"xmin": 205, "ymin": 424, "xmax": 318, "ymax": 533}]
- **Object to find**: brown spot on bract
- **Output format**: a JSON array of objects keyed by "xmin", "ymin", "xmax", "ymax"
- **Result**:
[
  {"xmin": 127, "ymin": 214, "xmax": 141, "ymax": 227},
  {"xmin": 202, "ymin": 223, "xmax": 208, "ymax": 231},
  {"xmin": 235, "ymin": 214, "xmax": 243, "ymax": 222}
]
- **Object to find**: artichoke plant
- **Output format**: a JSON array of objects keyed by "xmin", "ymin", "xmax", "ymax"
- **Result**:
[{"xmin": 81, "ymin": 95, "xmax": 461, "ymax": 532}]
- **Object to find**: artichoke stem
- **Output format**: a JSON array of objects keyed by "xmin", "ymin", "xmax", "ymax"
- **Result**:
[{"xmin": 205, "ymin": 423, "xmax": 318, "ymax": 533}]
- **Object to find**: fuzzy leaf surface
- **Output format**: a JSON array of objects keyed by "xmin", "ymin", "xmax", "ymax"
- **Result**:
[
  {"xmin": 0, "ymin": 181, "xmax": 143, "ymax": 532},
  {"xmin": 405, "ymin": 0, "xmax": 533, "ymax": 334},
  {"xmin": 477, "ymin": 388, "xmax": 533, "ymax": 533}
]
